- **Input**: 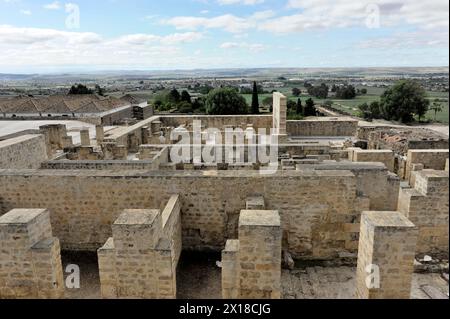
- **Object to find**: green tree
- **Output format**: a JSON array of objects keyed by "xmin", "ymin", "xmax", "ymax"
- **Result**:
[
  {"xmin": 380, "ymin": 80, "xmax": 430, "ymax": 123},
  {"xmin": 296, "ymin": 98, "xmax": 303, "ymax": 115},
  {"xmin": 180, "ymin": 90, "xmax": 192, "ymax": 104},
  {"xmin": 430, "ymin": 99, "xmax": 444, "ymax": 121},
  {"xmin": 168, "ymin": 88, "xmax": 181, "ymax": 104},
  {"xmin": 95, "ymin": 84, "xmax": 105, "ymax": 96},
  {"xmin": 251, "ymin": 81, "xmax": 260, "ymax": 114},
  {"xmin": 205, "ymin": 88, "xmax": 249, "ymax": 115},
  {"xmin": 292, "ymin": 87, "xmax": 301, "ymax": 97},
  {"xmin": 304, "ymin": 98, "xmax": 316, "ymax": 116},
  {"xmin": 68, "ymin": 84, "xmax": 93, "ymax": 95}
]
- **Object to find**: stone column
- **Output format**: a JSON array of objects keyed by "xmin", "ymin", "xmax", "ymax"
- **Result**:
[
  {"xmin": 272, "ymin": 92, "xmax": 287, "ymax": 136},
  {"xmin": 0, "ymin": 209, "xmax": 64, "ymax": 299},
  {"xmin": 238, "ymin": 210, "xmax": 282, "ymax": 299},
  {"xmin": 96, "ymin": 125, "xmax": 105, "ymax": 144},
  {"xmin": 356, "ymin": 211, "xmax": 418, "ymax": 299},
  {"xmin": 80, "ymin": 129, "xmax": 91, "ymax": 146}
]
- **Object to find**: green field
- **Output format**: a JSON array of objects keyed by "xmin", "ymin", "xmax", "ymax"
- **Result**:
[{"xmin": 244, "ymin": 85, "xmax": 449, "ymax": 124}]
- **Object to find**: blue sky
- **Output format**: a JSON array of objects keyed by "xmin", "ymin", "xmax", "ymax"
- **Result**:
[{"xmin": 0, "ymin": 0, "xmax": 448, "ymax": 73}]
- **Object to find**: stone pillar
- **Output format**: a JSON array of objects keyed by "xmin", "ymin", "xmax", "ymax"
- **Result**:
[
  {"xmin": 96, "ymin": 125, "xmax": 105, "ymax": 144},
  {"xmin": 272, "ymin": 92, "xmax": 287, "ymax": 136},
  {"xmin": 80, "ymin": 129, "xmax": 91, "ymax": 146},
  {"xmin": 113, "ymin": 145, "xmax": 128, "ymax": 160},
  {"xmin": 239, "ymin": 210, "xmax": 282, "ymax": 299},
  {"xmin": 221, "ymin": 210, "xmax": 282, "ymax": 299},
  {"xmin": 98, "ymin": 199, "xmax": 181, "ymax": 299},
  {"xmin": 101, "ymin": 142, "xmax": 116, "ymax": 160},
  {"xmin": 0, "ymin": 209, "xmax": 64, "ymax": 299},
  {"xmin": 221, "ymin": 240, "xmax": 239, "ymax": 299},
  {"xmin": 61, "ymin": 136, "xmax": 73, "ymax": 149},
  {"xmin": 356, "ymin": 211, "xmax": 418, "ymax": 299}
]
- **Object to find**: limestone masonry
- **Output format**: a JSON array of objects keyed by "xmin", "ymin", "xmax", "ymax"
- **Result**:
[{"xmin": 0, "ymin": 93, "xmax": 448, "ymax": 299}]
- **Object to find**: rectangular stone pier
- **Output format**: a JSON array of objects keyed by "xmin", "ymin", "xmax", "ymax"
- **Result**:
[
  {"xmin": 356, "ymin": 211, "xmax": 418, "ymax": 299},
  {"xmin": 0, "ymin": 208, "xmax": 64, "ymax": 299},
  {"xmin": 98, "ymin": 195, "xmax": 182, "ymax": 299},
  {"xmin": 222, "ymin": 210, "xmax": 282, "ymax": 299}
]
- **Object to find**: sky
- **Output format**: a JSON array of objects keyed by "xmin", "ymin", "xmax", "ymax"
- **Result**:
[{"xmin": 0, "ymin": 0, "xmax": 448, "ymax": 73}]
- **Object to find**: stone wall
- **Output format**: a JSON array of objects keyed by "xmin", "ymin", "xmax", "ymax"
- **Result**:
[
  {"xmin": 160, "ymin": 115, "xmax": 273, "ymax": 130},
  {"xmin": 0, "ymin": 169, "xmax": 368, "ymax": 259},
  {"xmin": 98, "ymin": 195, "xmax": 181, "ymax": 299},
  {"xmin": 351, "ymin": 149, "xmax": 395, "ymax": 172},
  {"xmin": 287, "ymin": 118, "xmax": 358, "ymax": 137},
  {"xmin": 0, "ymin": 134, "xmax": 48, "ymax": 169},
  {"xmin": 222, "ymin": 210, "xmax": 282, "ymax": 299},
  {"xmin": 0, "ymin": 209, "xmax": 64, "ymax": 299},
  {"xmin": 398, "ymin": 170, "xmax": 449, "ymax": 255},
  {"xmin": 356, "ymin": 211, "xmax": 417, "ymax": 299},
  {"xmin": 405, "ymin": 149, "xmax": 449, "ymax": 181},
  {"xmin": 41, "ymin": 160, "xmax": 157, "ymax": 170},
  {"xmin": 297, "ymin": 162, "xmax": 400, "ymax": 211}
]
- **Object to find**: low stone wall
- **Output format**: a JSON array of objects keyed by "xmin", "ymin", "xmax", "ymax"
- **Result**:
[
  {"xmin": 160, "ymin": 115, "xmax": 273, "ymax": 130},
  {"xmin": 405, "ymin": 149, "xmax": 449, "ymax": 181},
  {"xmin": 287, "ymin": 118, "xmax": 358, "ymax": 137},
  {"xmin": 0, "ymin": 169, "xmax": 368, "ymax": 259},
  {"xmin": 41, "ymin": 160, "xmax": 157, "ymax": 170},
  {"xmin": 297, "ymin": 162, "xmax": 400, "ymax": 211},
  {"xmin": 351, "ymin": 149, "xmax": 395, "ymax": 172},
  {"xmin": 0, "ymin": 134, "xmax": 48, "ymax": 169},
  {"xmin": 398, "ymin": 170, "xmax": 449, "ymax": 255}
]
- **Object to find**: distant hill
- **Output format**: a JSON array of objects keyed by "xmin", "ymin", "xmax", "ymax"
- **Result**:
[{"xmin": 0, "ymin": 67, "xmax": 448, "ymax": 82}]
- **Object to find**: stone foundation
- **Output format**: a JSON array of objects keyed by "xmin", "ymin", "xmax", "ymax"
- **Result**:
[{"xmin": 0, "ymin": 209, "xmax": 64, "ymax": 299}]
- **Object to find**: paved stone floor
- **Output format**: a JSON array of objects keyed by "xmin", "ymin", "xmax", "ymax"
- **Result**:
[{"xmin": 61, "ymin": 251, "xmax": 449, "ymax": 299}]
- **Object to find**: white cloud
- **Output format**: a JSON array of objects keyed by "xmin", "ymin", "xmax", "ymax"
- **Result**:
[
  {"xmin": 220, "ymin": 41, "xmax": 266, "ymax": 52},
  {"xmin": 357, "ymin": 30, "xmax": 449, "ymax": 49},
  {"xmin": 217, "ymin": 0, "xmax": 264, "ymax": 5},
  {"xmin": 20, "ymin": 9, "xmax": 32, "ymax": 15},
  {"xmin": 167, "ymin": 0, "xmax": 448, "ymax": 35},
  {"xmin": 163, "ymin": 10, "xmax": 275, "ymax": 33},
  {"xmin": 43, "ymin": 1, "xmax": 61, "ymax": 10},
  {"xmin": 0, "ymin": 25, "xmax": 205, "ymax": 69}
]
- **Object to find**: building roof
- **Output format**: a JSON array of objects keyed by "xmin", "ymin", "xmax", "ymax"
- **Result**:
[{"xmin": 0, "ymin": 94, "xmax": 131, "ymax": 114}]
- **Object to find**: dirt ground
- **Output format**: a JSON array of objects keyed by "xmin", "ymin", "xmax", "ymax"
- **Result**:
[{"xmin": 60, "ymin": 251, "xmax": 449, "ymax": 300}]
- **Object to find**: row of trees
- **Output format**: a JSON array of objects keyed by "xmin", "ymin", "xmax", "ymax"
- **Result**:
[
  {"xmin": 68, "ymin": 84, "xmax": 105, "ymax": 96},
  {"xmin": 154, "ymin": 88, "xmax": 205, "ymax": 113},
  {"xmin": 286, "ymin": 98, "xmax": 317, "ymax": 118},
  {"xmin": 358, "ymin": 80, "xmax": 433, "ymax": 123}
]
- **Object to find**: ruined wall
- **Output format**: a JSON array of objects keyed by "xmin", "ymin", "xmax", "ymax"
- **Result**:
[
  {"xmin": 0, "ymin": 134, "xmax": 48, "ymax": 169},
  {"xmin": 352, "ymin": 149, "xmax": 395, "ymax": 172},
  {"xmin": 398, "ymin": 170, "xmax": 449, "ymax": 255},
  {"xmin": 405, "ymin": 149, "xmax": 449, "ymax": 181},
  {"xmin": 298, "ymin": 162, "xmax": 400, "ymax": 211},
  {"xmin": 0, "ymin": 169, "xmax": 367, "ymax": 259},
  {"xmin": 287, "ymin": 118, "xmax": 358, "ymax": 137},
  {"xmin": 222, "ymin": 210, "xmax": 282, "ymax": 299},
  {"xmin": 356, "ymin": 211, "xmax": 417, "ymax": 299},
  {"xmin": 0, "ymin": 209, "xmax": 64, "ymax": 299},
  {"xmin": 160, "ymin": 115, "xmax": 273, "ymax": 130},
  {"xmin": 98, "ymin": 196, "xmax": 181, "ymax": 299}
]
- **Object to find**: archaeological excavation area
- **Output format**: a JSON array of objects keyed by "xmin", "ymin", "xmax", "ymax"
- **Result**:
[{"xmin": 0, "ymin": 93, "xmax": 448, "ymax": 300}]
